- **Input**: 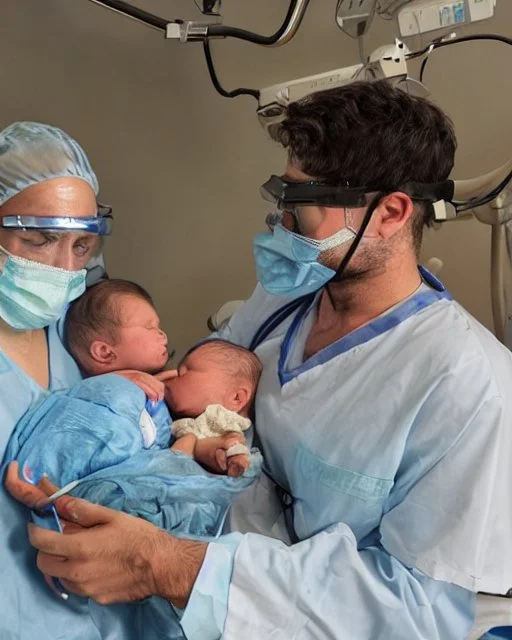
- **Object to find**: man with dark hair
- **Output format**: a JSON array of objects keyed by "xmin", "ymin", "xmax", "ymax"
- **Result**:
[
  {"xmin": 269, "ymin": 79, "xmax": 456, "ymax": 257},
  {"xmin": 9, "ymin": 81, "xmax": 512, "ymax": 639}
]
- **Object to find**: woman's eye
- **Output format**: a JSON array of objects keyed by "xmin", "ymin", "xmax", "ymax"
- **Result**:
[
  {"xmin": 74, "ymin": 241, "xmax": 94, "ymax": 256},
  {"xmin": 22, "ymin": 237, "xmax": 50, "ymax": 248}
]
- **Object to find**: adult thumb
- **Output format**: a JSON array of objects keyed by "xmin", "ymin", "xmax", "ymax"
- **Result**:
[{"xmin": 55, "ymin": 495, "xmax": 116, "ymax": 528}]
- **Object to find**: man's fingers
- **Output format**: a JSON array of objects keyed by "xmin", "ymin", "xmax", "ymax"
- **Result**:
[
  {"xmin": 36, "ymin": 550, "xmax": 67, "ymax": 573},
  {"xmin": 54, "ymin": 496, "xmax": 117, "ymax": 529},
  {"xmin": 38, "ymin": 475, "xmax": 59, "ymax": 496},
  {"xmin": 29, "ymin": 499, "xmax": 118, "ymax": 557},
  {"xmin": 28, "ymin": 526, "xmax": 71, "ymax": 557}
]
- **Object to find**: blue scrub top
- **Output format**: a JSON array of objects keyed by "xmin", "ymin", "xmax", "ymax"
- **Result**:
[{"xmin": 0, "ymin": 316, "xmax": 106, "ymax": 640}]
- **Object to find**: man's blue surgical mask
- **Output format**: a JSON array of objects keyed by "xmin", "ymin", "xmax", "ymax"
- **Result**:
[
  {"xmin": 253, "ymin": 222, "xmax": 356, "ymax": 298},
  {"xmin": 0, "ymin": 245, "xmax": 86, "ymax": 330}
]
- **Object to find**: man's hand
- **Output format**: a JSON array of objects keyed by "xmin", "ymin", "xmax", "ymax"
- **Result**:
[
  {"xmin": 5, "ymin": 462, "xmax": 207, "ymax": 607},
  {"xmin": 114, "ymin": 370, "xmax": 165, "ymax": 401}
]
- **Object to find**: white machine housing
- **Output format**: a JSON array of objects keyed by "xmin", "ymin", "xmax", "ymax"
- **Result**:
[{"xmin": 257, "ymin": 40, "xmax": 411, "ymax": 129}]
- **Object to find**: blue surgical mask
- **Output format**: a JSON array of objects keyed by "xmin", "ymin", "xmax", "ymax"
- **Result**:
[
  {"xmin": 253, "ymin": 223, "xmax": 355, "ymax": 298},
  {"xmin": 0, "ymin": 245, "xmax": 86, "ymax": 330}
]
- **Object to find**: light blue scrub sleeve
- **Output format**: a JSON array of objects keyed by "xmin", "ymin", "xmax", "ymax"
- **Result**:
[
  {"xmin": 181, "ymin": 527, "xmax": 474, "ymax": 640},
  {"xmin": 180, "ymin": 534, "xmax": 241, "ymax": 639}
]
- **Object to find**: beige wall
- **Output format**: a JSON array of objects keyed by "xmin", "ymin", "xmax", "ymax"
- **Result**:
[{"xmin": 1, "ymin": 1, "xmax": 511, "ymax": 359}]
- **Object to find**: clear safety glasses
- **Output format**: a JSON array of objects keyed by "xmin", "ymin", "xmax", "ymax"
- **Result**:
[{"xmin": 0, "ymin": 203, "xmax": 113, "ymax": 235}]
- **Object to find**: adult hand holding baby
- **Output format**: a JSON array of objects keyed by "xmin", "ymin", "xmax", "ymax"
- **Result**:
[{"xmin": 5, "ymin": 461, "xmax": 207, "ymax": 608}]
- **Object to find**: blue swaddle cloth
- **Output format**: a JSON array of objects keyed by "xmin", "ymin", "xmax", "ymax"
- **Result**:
[{"xmin": 5, "ymin": 373, "xmax": 261, "ymax": 639}]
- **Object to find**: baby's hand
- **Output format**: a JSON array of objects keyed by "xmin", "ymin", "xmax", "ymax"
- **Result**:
[
  {"xmin": 194, "ymin": 433, "xmax": 250, "ymax": 477},
  {"xmin": 154, "ymin": 370, "xmax": 178, "ymax": 383},
  {"xmin": 114, "ymin": 370, "xmax": 165, "ymax": 401}
]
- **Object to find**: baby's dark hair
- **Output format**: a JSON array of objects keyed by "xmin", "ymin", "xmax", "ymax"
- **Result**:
[
  {"xmin": 66, "ymin": 279, "xmax": 154, "ymax": 365},
  {"xmin": 186, "ymin": 339, "xmax": 262, "ymax": 413}
]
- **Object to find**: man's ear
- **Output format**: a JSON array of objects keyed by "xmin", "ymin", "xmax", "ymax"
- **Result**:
[
  {"xmin": 374, "ymin": 192, "xmax": 415, "ymax": 240},
  {"xmin": 89, "ymin": 340, "xmax": 117, "ymax": 365}
]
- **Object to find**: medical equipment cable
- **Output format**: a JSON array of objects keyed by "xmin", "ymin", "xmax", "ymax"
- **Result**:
[
  {"xmin": 206, "ymin": 0, "xmax": 311, "ymax": 46},
  {"xmin": 87, "ymin": 0, "xmax": 170, "ymax": 32},
  {"xmin": 413, "ymin": 34, "xmax": 512, "ymax": 83},
  {"xmin": 454, "ymin": 170, "xmax": 512, "ymax": 213},
  {"xmin": 87, "ymin": 0, "xmax": 310, "ymax": 48},
  {"xmin": 325, "ymin": 192, "xmax": 386, "ymax": 306},
  {"xmin": 203, "ymin": 40, "xmax": 260, "ymax": 100}
]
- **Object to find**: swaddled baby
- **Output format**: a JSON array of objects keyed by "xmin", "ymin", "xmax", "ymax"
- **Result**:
[
  {"xmin": 7, "ymin": 279, "xmax": 262, "ymax": 532},
  {"xmin": 66, "ymin": 278, "xmax": 260, "ymax": 475},
  {"xmin": 5, "ymin": 279, "xmax": 262, "ymax": 638}
]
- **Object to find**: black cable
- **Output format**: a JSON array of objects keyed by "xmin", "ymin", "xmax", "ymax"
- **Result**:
[
  {"xmin": 203, "ymin": 40, "xmax": 260, "ymax": 100},
  {"xmin": 418, "ymin": 34, "xmax": 512, "ymax": 82},
  {"xmin": 88, "ymin": 0, "xmax": 171, "ymax": 31},
  {"xmin": 410, "ymin": 34, "xmax": 512, "ymax": 213},
  {"xmin": 325, "ymin": 192, "xmax": 385, "ymax": 307},
  {"xmin": 207, "ymin": 0, "xmax": 306, "ymax": 44},
  {"xmin": 454, "ymin": 170, "xmax": 512, "ymax": 213}
]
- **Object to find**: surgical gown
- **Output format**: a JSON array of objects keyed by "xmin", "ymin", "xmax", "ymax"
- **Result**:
[
  {"xmin": 0, "ymin": 319, "xmax": 203, "ymax": 639},
  {"xmin": 180, "ymin": 279, "xmax": 512, "ymax": 639}
]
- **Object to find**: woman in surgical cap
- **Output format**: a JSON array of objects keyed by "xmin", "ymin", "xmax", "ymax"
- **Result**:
[{"xmin": 0, "ymin": 122, "xmax": 112, "ymax": 639}]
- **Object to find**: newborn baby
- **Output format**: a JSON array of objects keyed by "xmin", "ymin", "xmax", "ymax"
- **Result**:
[
  {"xmin": 7, "ymin": 279, "xmax": 263, "ymax": 533},
  {"xmin": 65, "ymin": 278, "xmax": 261, "ymax": 475},
  {"xmin": 5, "ymin": 282, "xmax": 263, "ymax": 640}
]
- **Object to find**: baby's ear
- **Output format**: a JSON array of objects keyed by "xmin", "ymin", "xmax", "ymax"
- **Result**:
[
  {"xmin": 228, "ymin": 384, "xmax": 251, "ymax": 414},
  {"xmin": 89, "ymin": 340, "xmax": 117, "ymax": 364}
]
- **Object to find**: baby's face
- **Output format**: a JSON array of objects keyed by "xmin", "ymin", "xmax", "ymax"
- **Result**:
[
  {"xmin": 114, "ymin": 295, "xmax": 169, "ymax": 373},
  {"xmin": 164, "ymin": 347, "xmax": 235, "ymax": 418}
]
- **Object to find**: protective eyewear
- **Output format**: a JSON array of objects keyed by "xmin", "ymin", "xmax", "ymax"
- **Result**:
[
  {"xmin": 261, "ymin": 174, "xmax": 456, "ymax": 214},
  {"xmin": 261, "ymin": 175, "xmax": 368, "ymax": 210},
  {"xmin": 0, "ymin": 203, "xmax": 113, "ymax": 235}
]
